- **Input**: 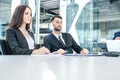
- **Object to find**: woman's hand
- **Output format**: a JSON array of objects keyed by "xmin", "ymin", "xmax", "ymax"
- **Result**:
[{"xmin": 32, "ymin": 46, "xmax": 50, "ymax": 54}]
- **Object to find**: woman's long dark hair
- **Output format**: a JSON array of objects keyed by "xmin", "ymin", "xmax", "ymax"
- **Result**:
[{"xmin": 9, "ymin": 5, "xmax": 32, "ymax": 30}]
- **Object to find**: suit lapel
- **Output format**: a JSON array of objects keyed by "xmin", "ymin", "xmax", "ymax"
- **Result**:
[
  {"xmin": 16, "ymin": 29, "xmax": 29, "ymax": 48},
  {"xmin": 62, "ymin": 33, "xmax": 67, "ymax": 45},
  {"xmin": 51, "ymin": 34, "xmax": 64, "ymax": 47}
]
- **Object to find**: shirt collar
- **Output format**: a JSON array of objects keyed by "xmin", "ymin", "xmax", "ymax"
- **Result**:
[{"xmin": 52, "ymin": 33, "xmax": 62, "ymax": 39}]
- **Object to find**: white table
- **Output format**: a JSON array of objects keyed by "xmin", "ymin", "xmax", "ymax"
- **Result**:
[{"xmin": 0, "ymin": 55, "xmax": 120, "ymax": 80}]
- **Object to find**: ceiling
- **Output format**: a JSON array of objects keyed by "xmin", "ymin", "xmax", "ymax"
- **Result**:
[
  {"xmin": 0, "ymin": 0, "xmax": 60, "ymax": 24},
  {"xmin": 0, "ymin": 0, "xmax": 120, "ymax": 25},
  {"xmin": 40, "ymin": 0, "xmax": 60, "ymax": 22}
]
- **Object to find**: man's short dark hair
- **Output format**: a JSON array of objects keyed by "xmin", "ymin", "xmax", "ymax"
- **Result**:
[
  {"xmin": 113, "ymin": 31, "xmax": 120, "ymax": 40},
  {"xmin": 50, "ymin": 15, "xmax": 62, "ymax": 22}
]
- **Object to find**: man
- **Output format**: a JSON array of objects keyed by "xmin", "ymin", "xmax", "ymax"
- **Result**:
[
  {"xmin": 44, "ymin": 15, "xmax": 89, "ymax": 54},
  {"xmin": 113, "ymin": 31, "xmax": 120, "ymax": 40}
]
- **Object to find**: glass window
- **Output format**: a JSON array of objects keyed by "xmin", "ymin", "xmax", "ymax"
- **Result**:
[{"xmin": 61, "ymin": 0, "xmax": 120, "ymax": 52}]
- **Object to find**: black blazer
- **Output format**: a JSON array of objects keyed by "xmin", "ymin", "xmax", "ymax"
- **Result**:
[
  {"xmin": 44, "ymin": 33, "xmax": 83, "ymax": 53},
  {"xmin": 6, "ymin": 28, "xmax": 36, "ymax": 55}
]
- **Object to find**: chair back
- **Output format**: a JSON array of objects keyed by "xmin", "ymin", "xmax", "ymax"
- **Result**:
[{"xmin": 0, "ymin": 39, "xmax": 11, "ymax": 55}]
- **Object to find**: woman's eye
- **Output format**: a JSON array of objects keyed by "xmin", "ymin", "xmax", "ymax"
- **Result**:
[{"xmin": 25, "ymin": 12, "xmax": 28, "ymax": 15}]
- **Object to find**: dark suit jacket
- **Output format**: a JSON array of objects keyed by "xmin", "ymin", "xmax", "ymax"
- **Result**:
[
  {"xmin": 6, "ymin": 28, "xmax": 36, "ymax": 55},
  {"xmin": 44, "ymin": 33, "xmax": 83, "ymax": 53}
]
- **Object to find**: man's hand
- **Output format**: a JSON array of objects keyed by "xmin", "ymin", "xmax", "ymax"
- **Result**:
[
  {"xmin": 80, "ymin": 48, "xmax": 89, "ymax": 54},
  {"xmin": 55, "ymin": 48, "xmax": 66, "ymax": 55}
]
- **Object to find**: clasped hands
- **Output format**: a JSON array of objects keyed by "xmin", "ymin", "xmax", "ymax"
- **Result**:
[
  {"xmin": 55, "ymin": 48, "xmax": 89, "ymax": 55},
  {"xmin": 32, "ymin": 46, "xmax": 50, "ymax": 54},
  {"xmin": 32, "ymin": 47, "xmax": 89, "ymax": 55}
]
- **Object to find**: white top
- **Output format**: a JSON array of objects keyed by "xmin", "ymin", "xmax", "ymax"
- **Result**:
[{"xmin": 25, "ymin": 35, "xmax": 34, "ymax": 49}]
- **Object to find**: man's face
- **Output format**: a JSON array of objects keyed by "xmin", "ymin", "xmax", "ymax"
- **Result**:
[{"xmin": 52, "ymin": 17, "xmax": 62, "ymax": 31}]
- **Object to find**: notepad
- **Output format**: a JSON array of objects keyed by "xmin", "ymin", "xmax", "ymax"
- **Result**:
[{"xmin": 64, "ymin": 52, "xmax": 103, "ymax": 56}]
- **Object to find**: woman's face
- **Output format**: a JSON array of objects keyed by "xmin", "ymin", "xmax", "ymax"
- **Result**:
[{"xmin": 23, "ymin": 7, "xmax": 32, "ymax": 24}]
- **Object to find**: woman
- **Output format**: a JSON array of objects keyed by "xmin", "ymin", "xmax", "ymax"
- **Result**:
[{"xmin": 6, "ymin": 5, "xmax": 50, "ymax": 55}]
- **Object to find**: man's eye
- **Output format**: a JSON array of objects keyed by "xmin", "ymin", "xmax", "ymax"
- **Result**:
[{"xmin": 56, "ymin": 22, "xmax": 59, "ymax": 24}]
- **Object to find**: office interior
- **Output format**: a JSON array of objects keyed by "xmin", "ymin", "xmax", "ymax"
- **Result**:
[
  {"xmin": 1, "ymin": 1, "xmax": 120, "ymax": 80},
  {"xmin": 0, "ymin": 0, "xmax": 120, "ymax": 53}
]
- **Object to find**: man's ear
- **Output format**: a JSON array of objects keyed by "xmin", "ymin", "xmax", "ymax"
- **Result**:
[{"xmin": 49, "ymin": 22, "xmax": 54, "ymax": 30}]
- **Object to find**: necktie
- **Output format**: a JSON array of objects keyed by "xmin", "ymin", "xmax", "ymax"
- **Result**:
[{"xmin": 58, "ymin": 36, "xmax": 65, "ymax": 47}]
